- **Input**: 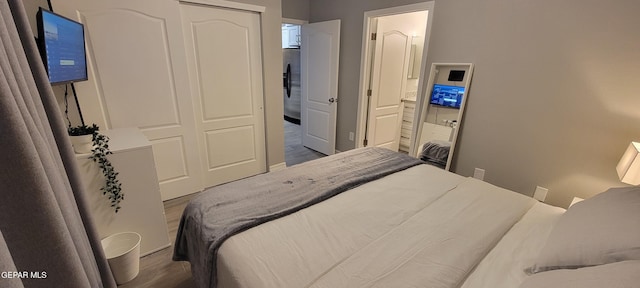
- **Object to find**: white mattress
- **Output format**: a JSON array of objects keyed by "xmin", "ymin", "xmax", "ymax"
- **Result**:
[
  {"xmin": 216, "ymin": 165, "xmax": 539, "ymax": 288},
  {"xmin": 461, "ymin": 202, "xmax": 565, "ymax": 288}
]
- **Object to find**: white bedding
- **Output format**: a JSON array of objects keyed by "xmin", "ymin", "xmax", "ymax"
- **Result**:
[
  {"xmin": 460, "ymin": 202, "xmax": 565, "ymax": 288},
  {"xmin": 216, "ymin": 165, "xmax": 539, "ymax": 288}
]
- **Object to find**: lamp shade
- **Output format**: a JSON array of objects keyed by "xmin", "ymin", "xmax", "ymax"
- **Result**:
[{"xmin": 616, "ymin": 142, "xmax": 640, "ymax": 185}]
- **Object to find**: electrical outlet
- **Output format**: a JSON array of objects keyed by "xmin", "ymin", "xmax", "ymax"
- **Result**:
[
  {"xmin": 533, "ymin": 186, "xmax": 549, "ymax": 202},
  {"xmin": 349, "ymin": 132, "xmax": 354, "ymax": 141},
  {"xmin": 473, "ymin": 168, "xmax": 485, "ymax": 180}
]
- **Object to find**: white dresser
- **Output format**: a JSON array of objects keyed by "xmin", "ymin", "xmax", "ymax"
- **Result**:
[
  {"xmin": 399, "ymin": 99, "xmax": 416, "ymax": 153},
  {"xmin": 75, "ymin": 128, "xmax": 170, "ymax": 256}
]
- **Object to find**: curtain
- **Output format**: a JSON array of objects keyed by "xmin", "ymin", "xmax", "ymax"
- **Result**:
[{"xmin": 0, "ymin": 0, "xmax": 115, "ymax": 287}]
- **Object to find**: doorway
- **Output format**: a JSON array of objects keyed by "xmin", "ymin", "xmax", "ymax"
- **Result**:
[
  {"xmin": 282, "ymin": 19, "xmax": 325, "ymax": 166},
  {"xmin": 356, "ymin": 2, "xmax": 435, "ymax": 155}
]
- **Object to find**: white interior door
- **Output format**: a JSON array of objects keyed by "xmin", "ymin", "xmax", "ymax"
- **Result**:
[
  {"xmin": 181, "ymin": 4, "xmax": 266, "ymax": 189},
  {"xmin": 301, "ymin": 20, "xmax": 340, "ymax": 155},
  {"xmin": 52, "ymin": 0, "xmax": 203, "ymax": 200},
  {"xmin": 367, "ymin": 18, "xmax": 412, "ymax": 151}
]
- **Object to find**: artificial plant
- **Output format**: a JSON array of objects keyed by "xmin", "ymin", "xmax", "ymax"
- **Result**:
[
  {"xmin": 68, "ymin": 124, "xmax": 124, "ymax": 213},
  {"xmin": 64, "ymin": 79, "xmax": 123, "ymax": 213}
]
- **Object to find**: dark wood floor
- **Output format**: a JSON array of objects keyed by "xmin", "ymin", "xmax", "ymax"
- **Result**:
[{"xmin": 119, "ymin": 121, "xmax": 323, "ymax": 287}]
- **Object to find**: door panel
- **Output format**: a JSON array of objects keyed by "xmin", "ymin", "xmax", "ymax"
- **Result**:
[
  {"xmin": 373, "ymin": 114, "xmax": 400, "ymax": 149},
  {"xmin": 151, "ymin": 137, "xmax": 189, "ymax": 182},
  {"xmin": 181, "ymin": 4, "xmax": 266, "ymax": 188},
  {"xmin": 307, "ymin": 34, "xmax": 332, "ymax": 104},
  {"xmin": 80, "ymin": 10, "xmax": 180, "ymax": 129},
  {"xmin": 367, "ymin": 18, "xmax": 412, "ymax": 151},
  {"xmin": 53, "ymin": 0, "xmax": 203, "ymax": 200},
  {"xmin": 377, "ymin": 33, "xmax": 406, "ymax": 108},
  {"xmin": 301, "ymin": 20, "xmax": 340, "ymax": 155},
  {"xmin": 307, "ymin": 109, "xmax": 330, "ymax": 141},
  {"xmin": 204, "ymin": 127, "xmax": 256, "ymax": 169},
  {"xmin": 194, "ymin": 21, "xmax": 254, "ymax": 120}
]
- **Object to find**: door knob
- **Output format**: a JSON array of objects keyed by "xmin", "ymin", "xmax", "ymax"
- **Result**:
[{"xmin": 328, "ymin": 98, "xmax": 336, "ymax": 103}]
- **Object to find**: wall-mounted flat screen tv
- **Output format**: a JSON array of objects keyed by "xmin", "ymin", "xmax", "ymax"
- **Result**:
[
  {"xmin": 37, "ymin": 8, "xmax": 88, "ymax": 85},
  {"xmin": 430, "ymin": 84, "xmax": 464, "ymax": 109}
]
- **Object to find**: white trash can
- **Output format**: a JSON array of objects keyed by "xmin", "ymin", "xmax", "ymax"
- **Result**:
[{"xmin": 101, "ymin": 232, "xmax": 141, "ymax": 285}]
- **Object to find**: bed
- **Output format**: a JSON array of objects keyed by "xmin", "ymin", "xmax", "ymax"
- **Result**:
[{"xmin": 174, "ymin": 147, "xmax": 640, "ymax": 288}]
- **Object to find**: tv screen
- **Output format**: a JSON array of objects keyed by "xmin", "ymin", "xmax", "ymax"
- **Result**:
[
  {"xmin": 430, "ymin": 84, "xmax": 464, "ymax": 109},
  {"xmin": 37, "ymin": 8, "xmax": 88, "ymax": 85}
]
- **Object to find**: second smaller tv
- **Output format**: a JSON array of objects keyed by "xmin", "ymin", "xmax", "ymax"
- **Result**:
[
  {"xmin": 37, "ymin": 8, "xmax": 88, "ymax": 85},
  {"xmin": 430, "ymin": 84, "xmax": 464, "ymax": 109}
]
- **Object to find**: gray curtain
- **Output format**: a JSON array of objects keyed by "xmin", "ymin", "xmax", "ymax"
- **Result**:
[{"xmin": 0, "ymin": 0, "xmax": 115, "ymax": 287}]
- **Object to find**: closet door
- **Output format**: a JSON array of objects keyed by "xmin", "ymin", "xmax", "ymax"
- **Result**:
[
  {"xmin": 52, "ymin": 0, "xmax": 203, "ymax": 200},
  {"xmin": 180, "ymin": 4, "xmax": 267, "ymax": 188}
]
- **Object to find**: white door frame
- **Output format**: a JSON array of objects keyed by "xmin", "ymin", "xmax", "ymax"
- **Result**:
[
  {"xmin": 179, "ymin": 0, "xmax": 265, "ymax": 13},
  {"xmin": 355, "ymin": 2, "xmax": 435, "ymax": 150},
  {"xmin": 282, "ymin": 18, "xmax": 308, "ymax": 25}
]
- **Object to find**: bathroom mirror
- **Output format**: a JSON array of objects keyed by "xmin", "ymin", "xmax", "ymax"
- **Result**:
[
  {"xmin": 412, "ymin": 63, "xmax": 474, "ymax": 171},
  {"xmin": 407, "ymin": 36, "xmax": 423, "ymax": 79}
]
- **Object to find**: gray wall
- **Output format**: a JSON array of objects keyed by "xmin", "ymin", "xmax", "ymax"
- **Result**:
[
  {"xmin": 312, "ymin": 0, "xmax": 640, "ymax": 207},
  {"xmin": 282, "ymin": 0, "xmax": 309, "ymax": 20},
  {"xmin": 427, "ymin": 0, "xmax": 640, "ymax": 207}
]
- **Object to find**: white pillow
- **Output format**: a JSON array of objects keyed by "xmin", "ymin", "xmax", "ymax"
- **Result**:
[
  {"xmin": 520, "ymin": 261, "xmax": 640, "ymax": 288},
  {"xmin": 528, "ymin": 186, "xmax": 640, "ymax": 273}
]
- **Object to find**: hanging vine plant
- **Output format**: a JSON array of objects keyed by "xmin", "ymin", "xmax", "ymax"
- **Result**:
[
  {"xmin": 63, "ymin": 83, "xmax": 123, "ymax": 212},
  {"xmin": 68, "ymin": 124, "xmax": 123, "ymax": 213}
]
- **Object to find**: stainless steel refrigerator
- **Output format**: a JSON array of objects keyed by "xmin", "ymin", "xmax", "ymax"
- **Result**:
[{"xmin": 283, "ymin": 48, "xmax": 301, "ymax": 124}]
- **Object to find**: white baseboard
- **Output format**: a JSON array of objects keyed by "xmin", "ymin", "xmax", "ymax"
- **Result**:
[
  {"xmin": 269, "ymin": 162, "xmax": 287, "ymax": 172},
  {"xmin": 140, "ymin": 242, "xmax": 171, "ymax": 257}
]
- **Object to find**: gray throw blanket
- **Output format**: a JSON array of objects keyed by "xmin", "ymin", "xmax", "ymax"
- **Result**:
[
  {"xmin": 420, "ymin": 140, "xmax": 451, "ymax": 169},
  {"xmin": 173, "ymin": 147, "xmax": 424, "ymax": 288}
]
